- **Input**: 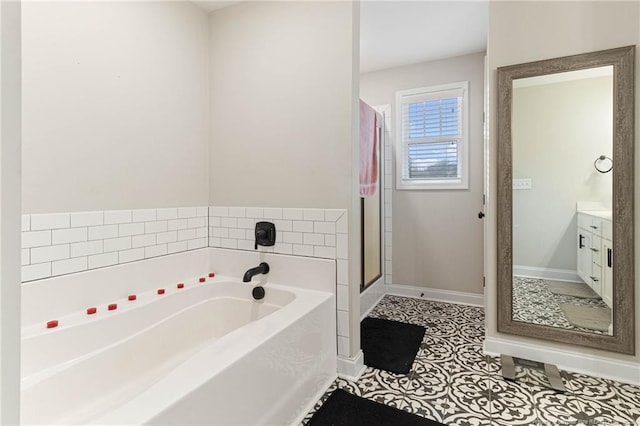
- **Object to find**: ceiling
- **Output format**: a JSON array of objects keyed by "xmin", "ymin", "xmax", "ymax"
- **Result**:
[{"xmin": 193, "ymin": 1, "xmax": 489, "ymax": 73}]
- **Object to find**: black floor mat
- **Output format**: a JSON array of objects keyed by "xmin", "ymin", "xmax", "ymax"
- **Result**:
[
  {"xmin": 308, "ymin": 389, "xmax": 444, "ymax": 426},
  {"xmin": 361, "ymin": 317, "xmax": 425, "ymax": 374}
]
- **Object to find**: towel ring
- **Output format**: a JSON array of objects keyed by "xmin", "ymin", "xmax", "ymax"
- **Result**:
[{"xmin": 594, "ymin": 155, "xmax": 613, "ymax": 173}]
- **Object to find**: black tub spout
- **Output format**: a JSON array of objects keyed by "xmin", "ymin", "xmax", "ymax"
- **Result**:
[{"xmin": 242, "ymin": 262, "xmax": 270, "ymax": 282}]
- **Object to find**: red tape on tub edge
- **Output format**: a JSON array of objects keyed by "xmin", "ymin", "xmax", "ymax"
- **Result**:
[
  {"xmin": 87, "ymin": 307, "xmax": 97, "ymax": 315},
  {"xmin": 199, "ymin": 277, "xmax": 205, "ymax": 283},
  {"xmin": 208, "ymin": 272, "xmax": 215, "ymax": 278},
  {"xmin": 47, "ymin": 320, "xmax": 58, "ymax": 329},
  {"xmin": 177, "ymin": 283, "xmax": 184, "ymax": 289},
  {"xmin": 128, "ymin": 294, "xmax": 137, "ymax": 301},
  {"xmin": 108, "ymin": 304, "xmax": 117, "ymax": 311},
  {"xmin": 157, "ymin": 288, "xmax": 165, "ymax": 295}
]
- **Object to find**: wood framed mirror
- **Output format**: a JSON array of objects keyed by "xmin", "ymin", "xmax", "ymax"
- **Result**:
[{"xmin": 497, "ymin": 46, "xmax": 635, "ymax": 354}]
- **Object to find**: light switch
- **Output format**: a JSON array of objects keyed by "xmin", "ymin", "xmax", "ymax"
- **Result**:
[{"xmin": 513, "ymin": 178, "xmax": 532, "ymax": 190}]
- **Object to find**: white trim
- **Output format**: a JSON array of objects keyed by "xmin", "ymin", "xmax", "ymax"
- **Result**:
[
  {"xmin": 395, "ymin": 81, "xmax": 469, "ymax": 191},
  {"xmin": 484, "ymin": 337, "xmax": 640, "ymax": 386},
  {"xmin": 360, "ymin": 276, "xmax": 385, "ymax": 320},
  {"xmin": 513, "ymin": 265, "xmax": 582, "ymax": 283},
  {"xmin": 384, "ymin": 283, "xmax": 484, "ymax": 307},
  {"xmin": 337, "ymin": 350, "xmax": 366, "ymax": 381}
]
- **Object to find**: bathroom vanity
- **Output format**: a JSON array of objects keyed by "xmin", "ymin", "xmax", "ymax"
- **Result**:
[{"xmin": 577, "ymin": 210, "xmax": 613, "ymax": 307}]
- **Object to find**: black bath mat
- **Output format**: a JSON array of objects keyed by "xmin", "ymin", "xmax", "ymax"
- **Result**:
[
  {"xmin": 308, "ymin": 389, "xmax": 444, "ymax": 426},
  {"xmin": 361, "ymin": 317, "xmax": 425, "ymax": 374}
]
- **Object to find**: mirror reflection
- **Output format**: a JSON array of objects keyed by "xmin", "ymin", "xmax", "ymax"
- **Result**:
[{"xmin": 511, "ymin": 66, "xmax": 614, "ymax": 335}]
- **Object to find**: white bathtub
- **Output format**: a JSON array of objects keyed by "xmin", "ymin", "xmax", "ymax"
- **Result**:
[{"xmin": 21, "ymin": 269, "xmax": 336, "ymax": 425}]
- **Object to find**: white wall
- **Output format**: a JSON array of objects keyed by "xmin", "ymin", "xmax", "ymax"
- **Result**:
[
  {"xmin": 360, "ymin": 52, "xmax": 485, "ymax": 295},
  {"xmin": 513, "ymin": 76, "xmax": 613, "ymax": 272},
  {"xmin": 0, "ymin": 2, "xmax": 22, "ymax": 423},
  {"xmin": 21, "ymin": 1, "xmax": 210, "ymax": 214},
  {"xmin": 207, "ymin": 2, "xmax": 362, "ymax": 358},
  {"xmin": 486, "ymin": 0, "xmax": 640, "ymax": 374}
]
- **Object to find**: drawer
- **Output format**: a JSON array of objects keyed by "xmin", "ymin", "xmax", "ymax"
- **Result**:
[
  {"xmin": 578, "ymin": 213, "xmax": 592, "ymax": 230},
  {"xmin": 591, "ymin": 235, "xmax": 602, "ymax": 265},
  {"xmin": 588, "ymin": 218, "xmax": 603, "ymax": 236},
  {"xmin": 603, "ymin": 220, "xmax": 613, "ymax": 240}
]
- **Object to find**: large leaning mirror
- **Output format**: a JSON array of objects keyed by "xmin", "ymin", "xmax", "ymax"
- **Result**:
[{"xmin": 497, "ymin": 46, "xmax": 635, "ymax": 354}]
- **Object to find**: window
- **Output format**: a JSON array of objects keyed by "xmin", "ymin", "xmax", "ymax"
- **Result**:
[{"xmin": 395, "ymin": 81, "xmax": 469, "ymax": 190}]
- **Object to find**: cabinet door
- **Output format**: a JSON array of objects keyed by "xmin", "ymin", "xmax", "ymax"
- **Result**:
[
  {"xmin": 602, "ymin": 239, "xmax": 613, "ymax": 308},
  {"xmin": 577, "ymin": 229, "xmax": 592, "ymax": 285}
]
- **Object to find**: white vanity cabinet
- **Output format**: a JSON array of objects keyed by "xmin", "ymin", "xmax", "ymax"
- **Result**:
[{"xmin": 576, "ymin": 211, "xmax": 612, "ymax": 307}]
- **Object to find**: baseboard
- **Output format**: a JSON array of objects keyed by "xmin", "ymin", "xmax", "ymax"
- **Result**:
[
  {"xmin": 337, "ymin": 350, "xmax": 366, "ymax": 381},
  {"xmin": 360, "ymin": 277, "xmax": 385, "ymax": 320},
  {"xmin": 513, "ymin": 265, "xmax": 581, "ymax": 283},
  {"xmin": 384, "ymin": 283, "xmax": 484, "ymax": 307},
  {"xmin": 484, "ymin": 337, "xmax": 640, "ymax": 386}
]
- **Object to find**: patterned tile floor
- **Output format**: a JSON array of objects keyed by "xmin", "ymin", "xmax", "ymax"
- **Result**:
[
  {"xmin": 302, "ymin": 295, "xmax": 640, "ymax": 426},
  {"xmin": 512, "ymin": 277, "xmax": 611, "ymax": 335}
]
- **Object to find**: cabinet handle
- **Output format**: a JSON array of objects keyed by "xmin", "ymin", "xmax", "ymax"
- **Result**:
[
  {"xmin": 590, "ymin": 225, "xmax": 598, "ymax": 229},
  {"xmin": 607, "ymin": 248, "xmax": 612, "ymax": 268},
  {"xmin": 590, "ymin": 276, "xmax": 600, "ymax": 282},
  {"xmin": 590, "ymin": 248, "xmax": 599, "ymax": 252},
  {"xmin": 579, "ymin": 234, "xmax": 585, "ymax": 249}
]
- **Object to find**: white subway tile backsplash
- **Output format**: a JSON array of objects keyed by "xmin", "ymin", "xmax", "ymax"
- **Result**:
[
  {"xmin": 88, "ymin": 224, "xmax": 118, "ymax": 240},
  {"xmin": 303, "ymin": 209, "xmax": 324, "ymax": 221},
  {"xmin": 196, "ymin": 207, "xmax": 208, "ymax": 217},
  {"xmin": 283, "ymin": 232, "xmax": 303, "ymax": 244},
  {"xmin": 303, "ymin": 233, "xmax": 324, "ymax": 246},
  {"xmin": 178, "ymin": 228, "xmax": 197, "ymax": 241},
  {"xmin": 21, "ymin": 249, "xmax": 30, "ymax": 266},
  {"xmin": 292, "ymin": 220, "xmax": 314, "ymax": 233},
  {"xmin": 168, "ymin": 240, "xmax": 187, "ymax": 254},
  {"xmin": 273, "ymin": 219, "xmax": 292, "ymax": 232},
  {"xmin": 211, "ymin": 206, "xmax": 229, "ymax": 217},
  {"xmin": 178, "ymin": 207, "xmax": 197, "ymax": 219},
  {"xmin": 70, "ymin": 240, "xmax": 103, "ymax": 257},
  {"xmin": 282, "ymin": 208, "xmax": 303, "ymax": 220},
  {"xmin": 104, "ymin": 210, "xmax": 132, "ymax": 225},
  {"xmin": 314, "ymin": 246, "xmax": 336, "ymax": 259},
  {"xmin": 314, "ymin": 221, "xmax": 336, "ymax": 234},
  {"xmin": 229, "ymin": 228, "xmax": 245, "ymax": 239},
  {"xmin": 119, "ymin": 222, "xmax": 145, "ymax": 237},
  {"xmin": 156, "ymin": 231, "xmax": 178, "ymax": 244},
  {"xmin": 145, "ymin": 221, "xmax": 168, "ymax": 234},
  {"xmin": 337, "ymin": 336, "xmax": 350, "ymax": 358},
  {"xmin": 132, "ymin": 234, "xmax": 156, "ymax": 248},
  {"xmin": 145, "ymin": 244, "xmax": 167, "ymax": 259},
  {"xmin": 263, "ymin": 208, "xmax": 283, "ymax": 220},
  {"xmin": 187, "ymin": 238, "xmax": 206, "ymax": 250},
  {"xmin": 220, "ymin": 217, "xmax": 237, "ymax": 228},
  {"xmin": 336, "ymin": 234, "xmax": 348, "ymax": 260},
  {"xmin": 337, "ymin": 259, "xmax": 348, "ymax": 285},
  {"xmin": 52, "ymin": 227, "xmax": 87, "ymax": 245},
  {"xmin": 337, "ymin": 284, "xmax": 349, "ymax": 311},
  {"xmin": 22, "ymin": 230, "xmax": 51, "ymax": 248},
  {"xmin": 245, "ymin": 207, "xmax": 263, "ymax": 218},
  {"xmin": 237, "ymin": 240, "xmax": 254, "ymax": 250},
  {"xmin": 157, "ymin": 208, "xmax": 178, "ymax": 220},
  {"xmin": 22, "ymin": 215, "xmax": 30, "ymax": 232},
  {"xmin": 220, "ymin": 238, "xmax": 237, "ymax": 249},
  {"xmin": 293, "ymin": 244, "xmax": 313, "ymax": 257},
  {"xmin": 275, "ymin": 242, "xmax": 292, "ymax": 254},
  {"xmin": 22, "ymin": 262, "xmax": 51, "ymax": 281},
  {"xmin": 31, "ymin": 244, "xmax": 70, "ymax": 263},
  {"xmin": 213, "ymin": 228, "xmax": 229, "ymax": 238},
  {"xmin": 337, "ymin": 310, "xmax": 350, "ymax": 337},
  {"xmin": 119, "ymin": 248, "xmax": 144, "ymax": 263},
  {"xmin": 336, "ymin": 214, "xmax": 348, "ymax": 233},
  {"xmin": 167, "ymin": 219, "xmax": 188, "ymax": 231},
  {"xmin": 325, "ymin": 234, "xmax": 336, "ymax": 247},
  {"xmin": 88, "ymin": 252, "xmax": 118, "ymax": 269},
  {"xmin": 31, "ymin": 213, "xmax": 70, "ymax": 230},
  {"xmin": 228, "ymin": 207, "xmax": 246, "ymax": 217},
  {"xmin": 245, "ymin": 229, "xmax": 255, "ymax": 240},
  {"xmin": 52, "ymin": 257, "xmax": 87, "ymax": 276},
  {"xmin": 237, "ymin": 218, "xmax": 254, "ymax": 229},
  {"xmin": 196, "ymin": 228, "xmax": 208, "ymax": 238},
  {"xmin": 325, "ymin": 210, "xmax": 343, "ymax": 222},
  {"xmin": 187, "ymin": 217, "xmax": 206, "ymax": 229},
  {"xmin": 103, "ymin": 237, "xmax": 132, "ymax": 253},
  {"xmin": 132, "ymin": 209, "xmax": 156, "ymax": 223},
  {"xmin": 209, "ymin": 238, "xmax": 221, "ymax": 248}
]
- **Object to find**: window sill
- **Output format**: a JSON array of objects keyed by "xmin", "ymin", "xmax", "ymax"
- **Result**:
[{"xmin": 396, "ymin": 179, "xmax": 469, "ymax": 191}]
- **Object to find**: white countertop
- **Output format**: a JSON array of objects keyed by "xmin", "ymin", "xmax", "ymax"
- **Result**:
[{"xmin": 578, "ymin": 210, "xmax": 612, "ymax": 221}]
